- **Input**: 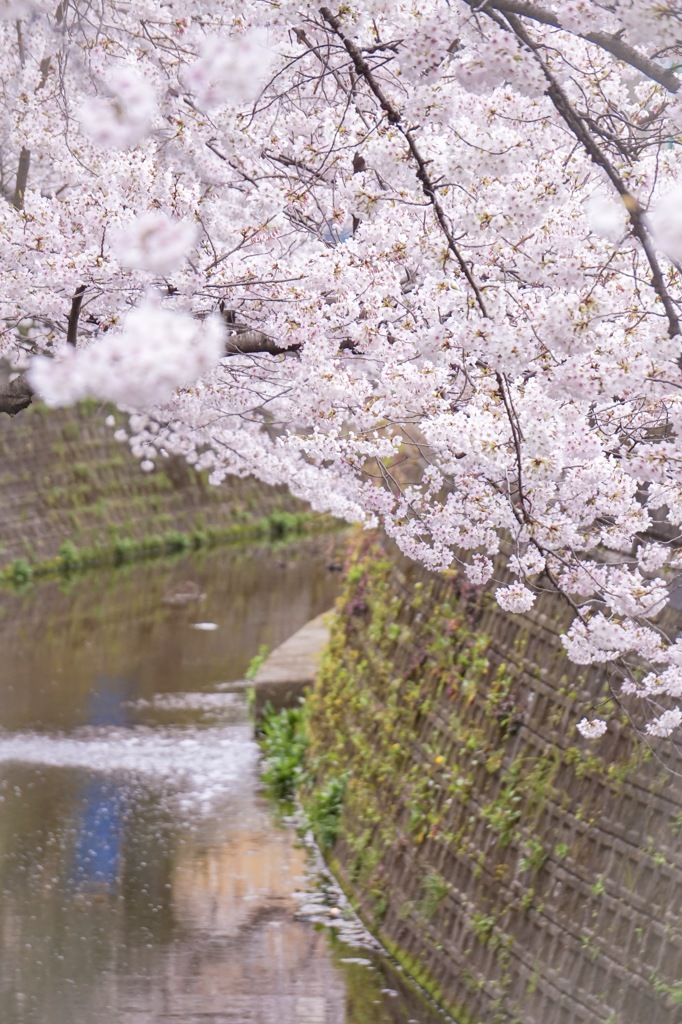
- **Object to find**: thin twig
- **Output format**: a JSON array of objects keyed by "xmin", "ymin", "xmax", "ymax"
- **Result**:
[{"xmin": 319, "ymin": 6, "xmax": 490, "ymax": 319}]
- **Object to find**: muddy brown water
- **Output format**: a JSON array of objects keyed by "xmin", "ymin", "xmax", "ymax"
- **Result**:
[{"xmin": 0, "ymin": 539, "xmax": 449, "ymax": 1024}]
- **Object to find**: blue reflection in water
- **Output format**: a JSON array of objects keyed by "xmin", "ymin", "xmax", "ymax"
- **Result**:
[
  {"xmin": 71, "ymin": 675, "xmax": 132, "ymax": 892},
  {"xmin": 72, "ymin": 778, "xmax": 125, "ymax": 889}
]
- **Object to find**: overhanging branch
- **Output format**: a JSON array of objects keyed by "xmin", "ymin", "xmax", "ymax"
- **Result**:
[
  {"xmin": 319, "ymin": 5, "xmax": 490, "ymax": 318},
  {"xmin": 225, "ymin": 328, "xmax": 301, "ymax": 356},
  {"xmin": 225, "ymin": 326, "xmax": 356, "ymax": 356},
  {"xmin": 504, "ymin": 12, "xmax": 682, "ymax": 341},
  {"xmin": 463, "ymin": 0, "xmax": 681, "ymax": 93}
]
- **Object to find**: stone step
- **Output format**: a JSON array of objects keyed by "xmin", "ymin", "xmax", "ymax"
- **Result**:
[{"xmin": 252, "ymin": 611, "xmax": 332, "ymax": 721}]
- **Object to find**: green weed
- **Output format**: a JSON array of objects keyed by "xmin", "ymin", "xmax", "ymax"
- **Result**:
[
  {"xmin": 7, "ymin": 559, "xmax": 33, "ymax": 585},
  {"xmin": 419, "ymin": 869, "xmax": 450, "ymax": 918},
  {"xmin": 306, "ymin": 772, "xmax": 348, "ymax": 849},
  {"xmin": 58, "ymin": 540, "xmax": 81, "ymax": 573},
  {"xmin": 259, "ymin": 704, "xmax": 308, "ymax": 801},
  {"xmin": 246, "ymin": 644, "xmax": 270, "ymax": 681}
]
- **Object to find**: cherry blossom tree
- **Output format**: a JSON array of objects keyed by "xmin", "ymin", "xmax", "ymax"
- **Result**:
[{"xmin": 3, "ymin": 0, "xmax": 682, "ymax": 737}]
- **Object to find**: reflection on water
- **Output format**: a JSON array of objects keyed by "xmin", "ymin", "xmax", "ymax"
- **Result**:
[
  {"xmin": 0, "ymin": 540, "xmax": 447, "ymax": 1024},
  {"xmin": 0, "ymin": 539, "xmax": 341, "ymax": 732}
]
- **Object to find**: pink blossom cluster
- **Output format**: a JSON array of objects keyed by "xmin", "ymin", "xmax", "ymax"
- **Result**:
[
  {"xmin": 111, "ymin": 212, "xmax": 199, "ymax": 276},
  {"xmin": 79, "ymin": 67, "xmax": 157, "ymax": 149},
  {"xmin": 0, "ymin": 0, "xmax": 681, "ymax": 742},
  {"xmin": 28, "ymin": 304, "xmax": 225, "ymax": 408},
  {"xmin": 181, "ymin": 30, "xmax": 276, "ymax": 109}
]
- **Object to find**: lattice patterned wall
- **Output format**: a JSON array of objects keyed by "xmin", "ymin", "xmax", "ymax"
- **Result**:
[{"xmin": 308, "ymin": 537, "xmax": 682, "ymax": 1024}]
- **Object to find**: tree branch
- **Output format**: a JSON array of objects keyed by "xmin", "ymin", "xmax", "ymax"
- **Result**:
[
  {"xmin": 15, "ymin": 19, "xmax": 25, "ymax": 66},
  {"xmin": 66, "ymin": 284, "xmax": 86, "ymax": 346},
  {"xmin": 224, "ymin": 325, "xmax": 357, "ymax": 356},
  {"xmin": 0, "ymin": 326, "xmax": 300, "ymax": 419},
  {"xmin": 504, "ymin": 12, "xmax": 681, "ymax": 340},
  {"xmin": 13, "ymin": 147, "xmax": 30, "ymax": 211},
  {"xmin": 319, "ymin": 6, "xmax": 490, "ymax": 318},
  {"xmin": 464, "ymin": 0, "xmax": 681, "ymax": 93},
  {"xmin": 225, "ymin": 328, "xmax": 301, "ymax": 356},
  {"xmin": 0, "ymin": 374, "xmax": 33, "ymax": 415}
]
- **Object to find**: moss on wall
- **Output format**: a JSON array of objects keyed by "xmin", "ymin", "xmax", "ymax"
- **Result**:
[
  {"xmin": 306, "ymin": 534, "xmax": 682, "ymax": 1024},
  {"xmin": 0, "ymin": 402, "xmax": 330, "ymax": 578}
]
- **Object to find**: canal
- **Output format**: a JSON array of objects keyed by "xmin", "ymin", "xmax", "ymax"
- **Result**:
[{"xmin": 0, "ymin": 538, "xmax": 449, "ymax": 1024}]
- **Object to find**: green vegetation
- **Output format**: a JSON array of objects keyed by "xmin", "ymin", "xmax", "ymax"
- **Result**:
[
  {"xmin": 306, "ymin": 772, "xmax": 348, "ymax": 850},
  {"xmin": 259, "ymin": 703, "xmax": 308, "ymax": 801},
  {"xmin": 7, "ymin": 558, "xmax": 33, "ymax": 586},
  {"xmin": 245, "ymin": 644, "xmax": 270, "ymax": 681},
  {"xmin": 58, "ymin": 540, "xmax": 82, "ymax": 573},
  {"xmin": 0, "ymin": 399, "xmax": 343, "ymax": 590},
  {"xmin": 419, "ymin": 869, "xmax": 450, "ymax": 918},
  {"xmin": 470, "ymin": 913, "xmax": 496, "ymax": 946},
  {"xmin": 590, "ymin": 875, "xmax": 606, "ymax": 897},
  {"xmin": 257, "ymin": 509, "xmax": 309, "ymax": 541},
  {"xmin": 257, "ymin": 700, "xmax": 348, "ymax": 850},
  {"xmin": 296, "ymin": 533, "xmax": 676, "ymax": 1024},
  {"xmin": 0, "ymin": 509, "xmax": 334, "ymax": 590},
  {"xmin": 650, "ymin": 971, "xmax": 682, "ymax": 1007}
]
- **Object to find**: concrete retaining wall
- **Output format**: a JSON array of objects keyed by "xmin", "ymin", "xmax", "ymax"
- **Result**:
[
  {"xmin": 0, "ymin": 402, "xmax": 308, "ymax": 570},
  {"xmin": 307, "ymin": 536, "xmax": 682, "ymax": 1024}
]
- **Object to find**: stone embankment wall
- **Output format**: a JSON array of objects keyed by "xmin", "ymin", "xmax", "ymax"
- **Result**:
[
  {"xmin": 0, "ymin": 402, "xmax": 309, "ymax": 572},
  {"xmin": 307, "ymin": 536, "xmax": 682, "ymax": 1024}
]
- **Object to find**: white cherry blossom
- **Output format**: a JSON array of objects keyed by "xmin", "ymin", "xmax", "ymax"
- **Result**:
[
  {"xmin": 79, "ymin": 67, "xmax": 157, "ymax": 149},
  {"xmin": 495, "ymin": 583, "xmax": 536, "ymax": 614},
  {"xmin": 576, "ymin": 718, "xmax": 608, "ymax": 740},
  {"xmin": 1, "ymin": 0, "xmax": 682, "ymax": 739},
  {"xmin": 112, "ymin": 212, "xmax": 199, "ymax": 276},
  {"xmin": 647, "ymin": 708, "xmax": 682, "ymax": 738},
  {"xmin": 29, "ymin": 303, "xmax": 225, "ymax": 409}
]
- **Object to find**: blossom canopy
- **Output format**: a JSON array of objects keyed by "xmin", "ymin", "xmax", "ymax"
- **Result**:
[{"xmin": 3, "ymin": 0, "xmax": 682, "ymax": 737}]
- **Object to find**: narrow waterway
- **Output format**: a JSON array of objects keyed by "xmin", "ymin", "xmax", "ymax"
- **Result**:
[{"xmin": 0, "ymin": 539, "xmax": 448, "ymax": 1024}]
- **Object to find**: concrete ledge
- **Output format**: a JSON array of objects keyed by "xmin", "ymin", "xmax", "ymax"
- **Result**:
[{"xmin": 252, "ymin": 611, "xmax": 333, "ymax": 720}]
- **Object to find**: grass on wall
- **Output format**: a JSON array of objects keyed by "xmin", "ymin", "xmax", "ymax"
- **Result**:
[{"xmin": 0, "ymin": 510, "xmax": 335, "ymax": 590}]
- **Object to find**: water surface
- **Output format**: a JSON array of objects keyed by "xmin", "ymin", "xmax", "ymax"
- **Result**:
[{"xmin": 0, "ymin": 540, "xmax": 448, "ymax": 1024}]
